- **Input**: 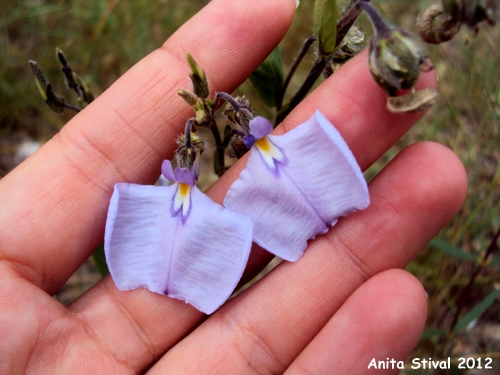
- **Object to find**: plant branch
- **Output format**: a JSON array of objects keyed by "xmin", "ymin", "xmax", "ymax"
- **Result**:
[
  {"xmin": 276, "ymin": 35, "xmax": 316, "ymax": 112},
  {"xmin": 275, "ymin": 0, "xmax": 370, "ymax": 124},
  {"xmin": 275, "ymin": 57, "xmax": 328, "ymax": 124}
]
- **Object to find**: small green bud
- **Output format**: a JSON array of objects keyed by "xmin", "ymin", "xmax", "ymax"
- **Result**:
[
  {"xmin": 29, "ymin": 60, "xmax": 49, "ymax": 101},
  {"xmin": 325, "ymin": 26, "xmax": 365, "ymax": 76},
  {"xmin": 186, "ymin": 52, "xmax": 209, "ymax": 99},
  {"xmin": 56, "ymin": 48, "xmax": 81, "ymax": 96},
  {"xmin": 332, "ymin": 26, "xmax": 364, "ymax": 63},
  {"xmin": 56, "ymin": 48, "xmax": 94, "ymax": 105},
  {"xmin": 29, "ymin": 60, "xmax": 70, "ymax": 113},
  {"xmin": 177, "ymin": 89, "xmax": 198, "ymax": 106}
]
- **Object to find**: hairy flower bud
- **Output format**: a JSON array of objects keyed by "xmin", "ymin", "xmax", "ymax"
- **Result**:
[
  {"xmin": 186, "ymin": 52, "xmax": 209, "ymax": 99},
  {"xmin": 29, "ymin": 60, "xmax": 72, "ymax": 113},
  {"xmin": 178, "ymin": 89, "xmax": 198, "ymax": 106},
  {"xmin": 56, "ymin": 48, "xmax": 94, "ymax": 105},
  {"xmin": 325, "ymin": 26, "xmax": 365, "ymax": 77},
  {"xmin": 223, "ymin": 95, "xmax": 254, "ymax": 131},
  {"xmin": 230, "ymin": 136, "xmax": 248, "ymax": 159},
  {"xmin": 332, "ymin": 26, "xmax": 365, "ymax": 63},
  {"xmin": 175, "ymin": 119, "xmax": 206, "ymax": 173}
]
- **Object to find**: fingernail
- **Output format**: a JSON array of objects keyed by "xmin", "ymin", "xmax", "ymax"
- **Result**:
[{"xmin": 295, "ymin": 0, "xmax": 300, "ymax": 9}]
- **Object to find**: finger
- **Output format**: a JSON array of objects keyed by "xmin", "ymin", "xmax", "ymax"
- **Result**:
[
  {"xmin": 285, "ymin": 269, "xmax": 427, "ymax": 375},
  {"xmin": 146, "ymin": 141, "xmax": 467, "ymax": 374},
  {"xmin": 0, "ymin": 0, "xmax": 297, "ymax": 293}
]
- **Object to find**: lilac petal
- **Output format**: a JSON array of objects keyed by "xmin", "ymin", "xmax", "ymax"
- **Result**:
[
  {"xmin": 105, "ymin": 183, "xmax": 174, "ymax": 294},
  {"xmin": 161, "ymin": 160, "xmax": 176, "ymax": 182},
  {"xmin": 243, "ymin": 134, "xmax": 256, "ymax": 149},
  {"xmin": 105, "ymin": 183, "xmax": 253, "ymax": 314},
  {"xmin": 249, "ymin": 116, "xmax": 273, "ymax": 139},
  {"xmin": 224, "ymin": 150, "xmax": 328, "ymax": 261},
  {"xmin": 174, "ymin": 167, "xmax": 195, "ymax": 186},
  {"xmin": 168, "ymin": 187, "xmax": 253, "ymax": 313},
  {"xmin": 224, "ymin": 110, "xmax": 369, "ymax": 262}
]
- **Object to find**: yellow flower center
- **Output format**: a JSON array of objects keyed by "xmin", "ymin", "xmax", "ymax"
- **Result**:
[
  {"xmin": 254, "ymin": 137, "xmax": 271, "ymax": 152},
  {"xmin": 178, "ymin": 182, "xmax": 191, "ymax": 197}
]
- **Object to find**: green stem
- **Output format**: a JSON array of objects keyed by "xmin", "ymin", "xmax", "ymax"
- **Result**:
[{"xmin": 209, "ymin": 119, "xmax": 225, "ymax": 176}]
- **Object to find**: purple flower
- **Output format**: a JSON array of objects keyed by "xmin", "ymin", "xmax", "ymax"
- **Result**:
[
  {"xmin": 224, "ymin": 110, "xmax": 369, "ymax": 262},
  {"xmin": 105, "ymin": 160, "xmax": 253, "ymax": 314}
]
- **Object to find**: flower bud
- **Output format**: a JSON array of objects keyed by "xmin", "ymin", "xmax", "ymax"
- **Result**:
[
  {"xmin": 175, "ymin": 121, "xmax": 206, "ymax": 171},
  {"xmin": 178, "ymin": 89, "xmax": 198, "ymax": 106},
  {"xmin": 29, "ymin": 60, "xmax": 68, "ymax": 113},
  {"xmin": 325, "ymin": 26, "xmax": 365, "ymax": 76},
  {"xmin": 56, "ymin": 48, "xmax": 95, "ymax": 105},
  {"xmin": 186, "ymin": 52, "xmax": 209, "ymax": 99},
  {"xmin": 358, "ymin": 2, "xmax": 432, "ymax": 96},
  {"xmin": 223, "ymin": 95, "xmax": 254, "ymax": 131},
  {"xmin": 332, "ymin": 26, "xmax": 364, "ymax": 63},
  {"xmin": 230, "ymin": 136, "xmax": 248, "ymax": 159}
]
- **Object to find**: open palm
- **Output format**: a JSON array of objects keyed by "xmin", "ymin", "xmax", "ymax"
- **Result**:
[{"xmin": 0, "ymin": 0, "xmax": 467, "ymax": 374}]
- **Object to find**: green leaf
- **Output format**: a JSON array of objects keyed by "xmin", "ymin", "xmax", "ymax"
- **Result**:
[
  {"xmin": 454, "ymin": 287, "xmax": 500, "ymax": 331},
  {"xmin": 490, "ymin": 257, "xmax": 500, "ymax": 267},
  {"xmin": 420, "ymin": 327, "xmax": 447, "ymax": 339},
  {"xmin": 213, "ymin": 149, "xmax": 222, "ymax": 177},
  {"xmin": 249, "ymin": 47, "xmax": 284, "ymax": 108},
  {"xmin": 430, "ymin": 238, "xmax": 477, "ymax": 262},
  {"xmin": 223, "ymin": 124, "xmax": 232, "ymax": 140},
  {"xmin": 314, "ymin": 0, "xmax": 338, "ymax": 59},
  {"xmin": 92, "ymin": 243, "xmax": 109, "ymax": 277}
]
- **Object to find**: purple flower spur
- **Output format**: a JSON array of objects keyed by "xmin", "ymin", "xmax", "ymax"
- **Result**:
[
  {"xmin": 104, "ymin": 160, "xmax": 253, "ymax": 314},
  {"xmin": 224, "ymin": 110, "xmax": 370, "ymax": 262}
]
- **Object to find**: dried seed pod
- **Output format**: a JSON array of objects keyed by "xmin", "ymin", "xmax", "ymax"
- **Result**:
[{"xmin": 386, "ymin": 87, "xmax": 438, "ymax": 113}]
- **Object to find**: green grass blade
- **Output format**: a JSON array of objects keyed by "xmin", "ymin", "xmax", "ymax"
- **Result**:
[
  {"xmin": 454, "ymin": 287, "xmax": 500, "ymax": 332},
  {"xmin": 249, "ymin": 46, "xmax": 284, "ymax": 108},
  {"xmin": 430, "ymin": 238, "xmax": 477, "ymax": 262},
  {"xmin": 420, "ymin": 327, "xmax": 447, "ymax": 339},
  {"xmin": 92, "ymin": 243, "xmax": 109, "ymax": 277}
]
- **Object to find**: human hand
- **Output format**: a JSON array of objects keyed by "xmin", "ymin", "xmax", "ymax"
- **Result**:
[{"xmin": 0, "ymin": 0, "xmax": 467, "ymax": 373}]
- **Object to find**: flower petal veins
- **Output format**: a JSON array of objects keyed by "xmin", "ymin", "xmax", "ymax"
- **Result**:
[
  {"xmin": 224, "ymin": 111, "xmax": 369, "ymax": 261},
  {"xmin": 105, "ymin": 162, "xmax": 253, "ymax": 314}
]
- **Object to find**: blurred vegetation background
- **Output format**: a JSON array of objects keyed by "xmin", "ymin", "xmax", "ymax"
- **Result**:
[{"xmin": 1, "ymin": 0, "xmax": 498, "ymax": 373}]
